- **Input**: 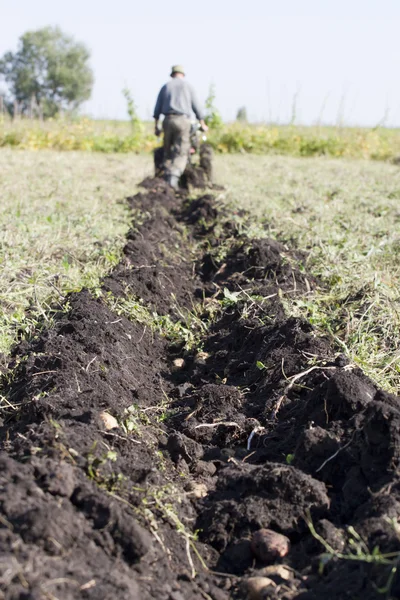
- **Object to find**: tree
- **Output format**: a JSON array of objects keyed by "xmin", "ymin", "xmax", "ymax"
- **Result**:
[
  {"xmin": 0, "ymin": 26, "xmax": 94, "ymax": 118},
  {"xmin": 236, "ymin": 106, "xmax": 248, "ymax": 122}
]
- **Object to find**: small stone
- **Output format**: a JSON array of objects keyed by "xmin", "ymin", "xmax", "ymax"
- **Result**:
[
  {"xmin": 190, "ymin": 483, "xmax": 208, "ymax": 498},
  {"xmin": 199, "ymin": 581, "xmax": 210, "ymax": 593},
  {"xmin": 194, "ymin": 460, "xmax": 217, "ymax": 476},
  {"xmin": 169, "ymin": 592, "xmax": 185, "ymax": 600},
  {"xmin": 260, "ymin": 565, "xmax": 292, "ymax": 581},
  {"xmin": 221, "ymin": 578, "xmax": 232, "ymax": 590},
  {"xmin": 210, "ymin": 587, "xmax": 229, "ymax": 600},
  {"xmin": 171, "ymin": 358, "xmax": 185, "ymax": 371},
  {"xmin": 99, "ymin": 411, "xmax": 119, "ymax": 430},
  {"xmin": 251, "ymin": 529, "xmax": 290, "ymax": 563},
  {"xmin": 194, "ymin": 351, "xmax": 210, "ymax": 364},
  {"xmin": 158, "ymin": 434, "xmax": 168, "ymax": 446},
  {"xmin": 245, "ymin": 577, "xmax": 276, "ymax": 600},
  {"xmin": 162, "ymin": 584, "xmax": 172, "ymax": 595}
]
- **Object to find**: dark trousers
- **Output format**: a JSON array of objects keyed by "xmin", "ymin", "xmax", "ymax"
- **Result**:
[{"xmin": 163, "ymin": 115, "xmax": 191, "ymax": 177}]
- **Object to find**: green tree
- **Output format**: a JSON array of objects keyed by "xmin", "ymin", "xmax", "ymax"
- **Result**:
[
  {"xmin": 0, "ymin": 26, "xmax": 94, "ymax": 118},
  {"xmin": 236, "ymin": 106, "xmax": 248, "ymax": 122}
]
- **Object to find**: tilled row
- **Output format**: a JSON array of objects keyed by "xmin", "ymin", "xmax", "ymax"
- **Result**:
[{"xmin": 1, "ymin": 180, "xmax": 400, "ymax": 600}]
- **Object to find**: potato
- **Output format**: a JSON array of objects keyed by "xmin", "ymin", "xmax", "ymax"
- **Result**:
[{"xmin": 251, "ymin": 529, "xmax": 290, "ymax": 563}]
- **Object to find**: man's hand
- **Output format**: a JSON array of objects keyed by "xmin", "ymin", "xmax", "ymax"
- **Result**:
[
  {"xmin": 200, "ymin": 120, "xmax": 209, "ymax": 132},
  {"xmin": 154, "ymin": 120, "xmax": 162, "ymax": 137}
]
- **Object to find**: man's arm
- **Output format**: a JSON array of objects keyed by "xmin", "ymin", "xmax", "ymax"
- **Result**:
[
  {"xmin": 154, "ymin": 117, "xmax": 161, "ymax": 136},
  {"xmin": 153, "ymin": 86, "xmax": 165, "ymax": 135},
  {"xmin": 190, "ymin": 85, "xmax": 208, "ymax": 131}
]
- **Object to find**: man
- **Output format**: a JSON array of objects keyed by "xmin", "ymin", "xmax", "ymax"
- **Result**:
[{"xmin": 154, "ymin": 65, "xmax": 208, "ymax": 189}]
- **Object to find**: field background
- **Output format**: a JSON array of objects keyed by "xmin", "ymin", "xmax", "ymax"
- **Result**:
[
  {"xmin": 1, "ymin": 119, "xmax": 399, "ymax": 394},
  {"xmin": 2, "ymin": 116, "xmax": 400, "ymax": 160}
]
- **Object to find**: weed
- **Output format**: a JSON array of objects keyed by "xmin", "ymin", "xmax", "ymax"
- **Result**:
[
  {"xmin": 106, "ymin": 289, "xmax": 209, "ymax": 351},
  {"xmin": 142, "ymin": 485, "xmax": 207, "ymax": 577},
  {"xmin": 121, "ymin": 404, "xmax": 151, "ymax": 435},
  {"xmin": 85, "ymin": 442, "xmax": 125, "ymax": 491},
  {"xmin": 108, "ymin": 482, "xmax": 208, "ymax": 578},
  {"xmin": 122, "ymin": 88, "xmax": 143, "ymax": 134},
  {"xmin": 306, "ymin": 511, "xmax": 400, "ymax": 598},
  {"xmin": 286, "ymin": 453, "xmax": 295, "ymax": 465},
  {"xmin": 222, "ymin": 287, "xmax": 242, "ymax": 307},
  {"xmin": 204, "ymin": 85, "xmax": 223, "ymax": 131}
]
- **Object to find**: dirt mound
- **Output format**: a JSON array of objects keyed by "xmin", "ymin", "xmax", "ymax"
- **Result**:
[
  {"xmin": 1, "ymin": 180, "xmax": 400, "ymax": 600},
  {"xmin": 103, "ymin": 189, "xmax": 199, "ymax": 315},
  {"xmin": 198, "ymin": 462, "xmax": 330, "ymax": 574},
  {"xmin": 153, "ymin": 143, "xmax": 214, "ymax": 190},
  {"xmin": 180, "ymin": 144, "xmax": 214, "ymax": 190}
]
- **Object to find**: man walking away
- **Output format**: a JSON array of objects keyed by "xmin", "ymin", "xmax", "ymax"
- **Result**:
[{"xmin": 154, "ymin": 65, "xmax": 208, "ymax": 189}]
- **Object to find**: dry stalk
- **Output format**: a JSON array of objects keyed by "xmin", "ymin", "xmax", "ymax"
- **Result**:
[
  {"xmin": 194, "ymin": 422, "xmax": 241, "ymax": 430},
  {"xmin": 271, "ymin": 365, "xmax": 337, "ymax": 420},
  {"xmin": 32, "ymin": 370, "xmax": 57, "ymax": 377},
  {"xmin": 247, "ymin": 426, "xmax": 268, "ymax": 450},
  {"xmin": 315, "ymin": 434, "xmax": 355, "ymax": 473}
]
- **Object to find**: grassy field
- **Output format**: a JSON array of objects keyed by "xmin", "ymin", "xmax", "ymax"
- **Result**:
[
  {"xmin": 2, "ymin": 117, "xmax": 400, "ymax": 160},
  {"xmin": 0, "ymin": 149, "xmax": 152, "ymax": 357},
  {"xmin": 215, "ymin": 155, "xmax": 400, "ymax": 391},
  {"xmin": 1, "ymin": 148, "xmax": 399, "ymax": 393}
]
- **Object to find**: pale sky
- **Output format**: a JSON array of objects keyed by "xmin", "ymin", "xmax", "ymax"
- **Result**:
[{"xmin": 2, "ymin": 0, "xmax": 400, "ymax": 126}]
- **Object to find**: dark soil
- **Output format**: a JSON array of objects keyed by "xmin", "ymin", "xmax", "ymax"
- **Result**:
[
  {"xmin": 153, "ymin": 143, "xmax": 214, "ymax": 190},
  {"xmin": 1, "ymin": 179, "xmax": 400, "ymax": 600}
]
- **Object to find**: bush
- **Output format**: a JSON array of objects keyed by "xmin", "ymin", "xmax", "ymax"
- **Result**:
[{"xmin": 1, "ymin": 118, "xmax": 400, "ymax": 162}]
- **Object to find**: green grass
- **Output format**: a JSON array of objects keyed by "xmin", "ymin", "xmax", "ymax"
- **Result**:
[
  {"xmin": 214, "ymin": 155, "xmax": 400, "ymax": 392},
  {"xmin": 0, "ymin": 149, "xmax": 152, "ymax": 357},
  {"xmin": 1, "ymin": 148, "xmax": 399, "ymax": 393},
  {"xmin": 105, "ymin": 290, "xmax": 209, "ymax": 350},
  {"xmin": 2, "ymin": 116, "xmax": 400, "ymax": 160}
]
